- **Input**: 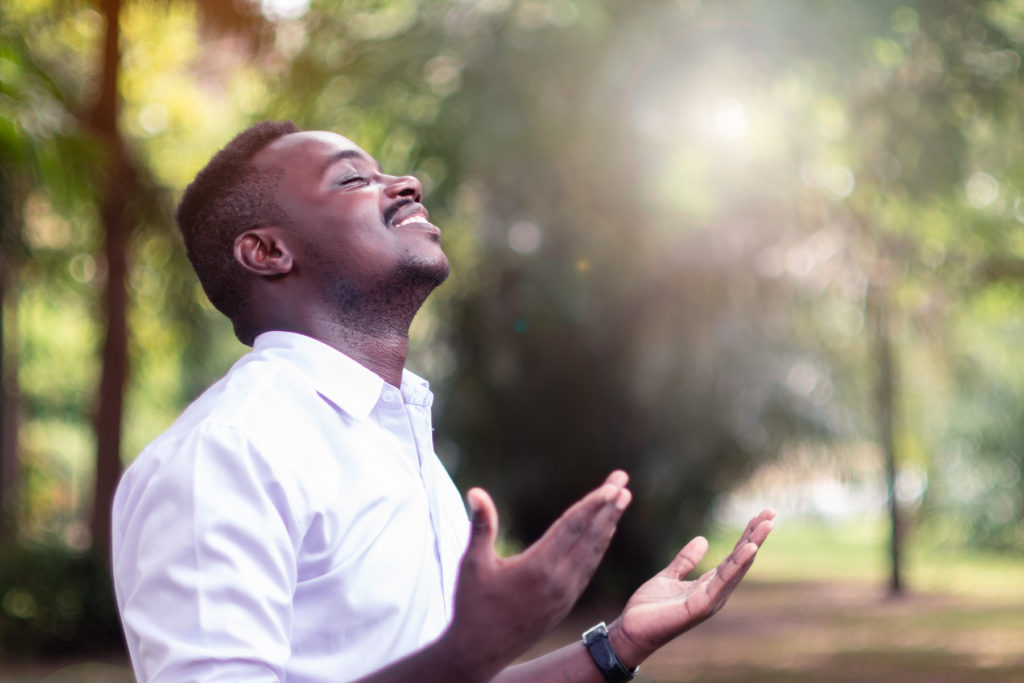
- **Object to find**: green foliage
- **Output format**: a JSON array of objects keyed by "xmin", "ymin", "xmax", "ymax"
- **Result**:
[
  {"xmin": 267, "ymin": 0, "xmax": 854, "ymax": 590},
  {"xmin": 0, "ymin": 544, "xmax": 122, "ymax": 655},
  {"xmin": 3, "ymin": 0, "xmax": 1024, "ymax": 616},
  {"xmin": 1, "ymin": 0, "xmax": 254, "ymax": 549},
  {"xmin": 249, "ymin": 0, "xmax": 1024, "ymax": 591}
]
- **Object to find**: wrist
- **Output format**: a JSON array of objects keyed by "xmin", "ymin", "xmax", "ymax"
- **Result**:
[
  {"xmin": 605, "ymin": 617, "xmax": 649, "ymax": 670},
  {"xmin": 435, "ymin": 625, "xmax": 500, "ymax": 683}
]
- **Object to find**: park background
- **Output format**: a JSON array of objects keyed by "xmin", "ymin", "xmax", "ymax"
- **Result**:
[{"xmin": 2, "ymin": 0, "xmax": 1024, "ymax": 680}]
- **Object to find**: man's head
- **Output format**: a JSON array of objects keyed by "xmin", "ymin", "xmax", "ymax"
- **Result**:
[
  {"xmin": 176, "ymin": 120, "xmax": 299, "ymax": 338},
  {"xmin": 176, "ymin": 122, "xmax": 448, "ymax": 344}
]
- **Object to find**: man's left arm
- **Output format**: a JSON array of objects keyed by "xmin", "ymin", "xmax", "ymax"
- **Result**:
[
  {"xmin": 351, "ymin": 474, "xmax": 772, "ymax": 683},
  {"xmin": 492, "ymin": 508, "xmax": 775, "ymax": 682}
]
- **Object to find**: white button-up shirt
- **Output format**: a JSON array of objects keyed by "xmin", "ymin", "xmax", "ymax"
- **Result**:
[{"xmin": 112, "ymin": 331, "xmax": 469, "ymax": 682}]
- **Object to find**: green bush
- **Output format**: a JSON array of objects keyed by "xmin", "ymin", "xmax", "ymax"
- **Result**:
[{"xmin": 0, "ymin": 544, "xmax": 124, "ymax": 656}]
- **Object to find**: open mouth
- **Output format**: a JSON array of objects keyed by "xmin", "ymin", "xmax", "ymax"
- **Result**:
[
  {"xmin": 395, "ymin": 211, "xmax": 430, "ymax": 227},
  {"xmin": 390, "ymin": 204, "xmax": 439, "ymax": 236}
]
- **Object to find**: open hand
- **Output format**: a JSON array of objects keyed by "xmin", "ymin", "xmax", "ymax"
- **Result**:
[
  {"xmin": 442, "ymin": 471, "xmax": 632, "ymax": 680},
  {"xmin": 608, "ymin": 508, "xmax": 775, "ymax": 667}
]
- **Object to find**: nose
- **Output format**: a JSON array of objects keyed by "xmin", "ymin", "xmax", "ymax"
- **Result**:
[{"xmin": 385, "ymin": 174, "xmax": 422, "ymax": 203}]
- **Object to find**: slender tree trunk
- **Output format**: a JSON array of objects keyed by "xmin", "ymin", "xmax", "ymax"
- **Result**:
[
  {"xmin": 869, "ymin": 284, "xmax": 902, "ymax": 596},
  {"xmin": 0, "ymin": 171, "xmax": 21, "ymax": 543},
  {"xmin": 89, "ymin": 0, "xmax": 129, "ymax": 561}
]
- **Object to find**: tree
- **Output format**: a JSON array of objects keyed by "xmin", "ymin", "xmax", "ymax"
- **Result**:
[
  {"xmin": 0, "ymin": 15, "xmax": 99, "ymax": 543},
  {"xmin": 267, "ymin": 0, "xmax": 844, "ymax": 589},
  {"xmin": 86, "ymin": 0, "xmax": 271, "ymax": 557},
  {"xmin": 269, "ymin": 0, "xmax": 1024, "ymax": 593}
]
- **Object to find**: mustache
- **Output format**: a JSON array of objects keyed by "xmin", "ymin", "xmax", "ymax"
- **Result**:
[{"xmin": 383, "ymin": 200, "xmax": 415, "ymax": 227}]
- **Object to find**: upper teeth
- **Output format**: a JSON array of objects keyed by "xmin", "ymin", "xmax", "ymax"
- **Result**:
[{"xmin": 397, "ymin": 215, "xmax": 425, "ymax": 227}]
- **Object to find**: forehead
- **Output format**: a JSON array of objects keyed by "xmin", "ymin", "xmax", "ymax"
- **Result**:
[{"xmin": 252, "ymin": 130, "xmax": 376, "ymax": 174}]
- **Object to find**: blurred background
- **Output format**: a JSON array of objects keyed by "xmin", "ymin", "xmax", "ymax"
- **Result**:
[{"xmin": 2, "ymin": 0, "xmax": 1024, "ymax": 680}]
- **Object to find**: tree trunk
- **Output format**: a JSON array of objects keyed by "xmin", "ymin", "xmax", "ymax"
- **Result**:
[
  {"xmin": 0, "ymin": 170, "xmax": 21, "ymax": 543},
  {"xmin": 869, "ymin": 284, "xmax": 902, "ymax": 597},
  {"xmin": 88, "ymin": 0, "xmax": 129, "ymax": 561}
]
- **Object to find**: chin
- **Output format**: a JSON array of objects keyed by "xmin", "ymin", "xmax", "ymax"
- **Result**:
[
  {"xmin": 421, "ymin": 261, "xmax": 451, "ymax": 289},
  {"xmin": 380, "ymin": 261, "xmax": 446, "ymax": 301},
  {"xmin": 405, "ymin": 253, "xmax": 450, "ymax": 288}
]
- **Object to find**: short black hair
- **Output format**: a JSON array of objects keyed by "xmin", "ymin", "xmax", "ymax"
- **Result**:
[{"xmin": 175, "ymin": 120, "xmax": 300, "ymax": 343}]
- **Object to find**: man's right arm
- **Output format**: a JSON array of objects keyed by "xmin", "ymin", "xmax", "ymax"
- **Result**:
[
  {"xmin": 353, "ymin": 472, "xmax": 633, "ymax": 683},
  {"xmin": 356, "ymin": 477, "xmax": 773, "ymax": 683},
  {"xmin": 113, "ymin": 425, "xmax": 298, "ymax": 682}
]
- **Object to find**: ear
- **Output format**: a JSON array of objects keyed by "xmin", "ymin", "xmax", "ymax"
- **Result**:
[{"xmin": 234, "ymin": 227, "xmax": 294, "ymax": 276}]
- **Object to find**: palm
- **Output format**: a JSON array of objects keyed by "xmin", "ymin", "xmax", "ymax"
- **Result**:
[
  {"xmin": 614, "ymin": 509, "xmax": 775, "ymax": 660},
  {"xmin": 625, "ymin": 568, "xmax": 708, "ymax": 631}
]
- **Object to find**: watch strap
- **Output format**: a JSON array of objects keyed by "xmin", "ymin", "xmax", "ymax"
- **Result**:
[{"xmin": 581, "ymin": 621, "xmax": 638, "ymax": 682}]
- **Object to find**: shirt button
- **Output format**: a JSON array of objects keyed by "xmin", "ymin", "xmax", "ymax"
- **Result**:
[{"xmin": 382, "ymin": 388, "xmax": 399, "ymax": 403}]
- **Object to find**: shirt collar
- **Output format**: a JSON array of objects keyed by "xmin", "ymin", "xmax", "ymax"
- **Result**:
[{"xmin": 252, "ymin": 331, "xmax": 432, "ymax": 418}]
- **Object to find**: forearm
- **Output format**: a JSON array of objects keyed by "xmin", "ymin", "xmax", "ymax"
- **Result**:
[
  {"xmin": 492, "ymin": 620, "xmax": 645, "ymax": 683},
  {"xmin": 491, "ymin": 642, "xmax": 602, "ymax": 683},
  {"xmin": 351, "ymin": 629, "xmax": 506, "ymax": 683},
  {"xmin": 357, "ymin": 619, "xmax": 641, "ymax": 683}
]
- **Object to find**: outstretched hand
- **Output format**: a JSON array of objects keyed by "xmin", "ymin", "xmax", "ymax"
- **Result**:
[
  {"xmin": 608, "ymin": 508, "xmax": 776, "ymax": 668},
  {"xmin": 441, "ymin": 471, "xmax": 632, "ymax": 681}
]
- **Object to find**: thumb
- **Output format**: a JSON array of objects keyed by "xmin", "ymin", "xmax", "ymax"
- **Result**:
[
  {"xmin": 665, "ymin": 535, "xmax": 709, "ymax": 579},
  {"xmin": 465, "ymin": 487, "xmax": 499, "ymax": 555}
]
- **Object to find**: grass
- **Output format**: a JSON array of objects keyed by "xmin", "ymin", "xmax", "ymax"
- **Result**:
[
  {"xmin": 704, "ymin": 516, "xmax": 1024, "ymax": 601},
  {"xmin": 579, "ymin": 517, "xmax": 1024, "ymax": 681}
]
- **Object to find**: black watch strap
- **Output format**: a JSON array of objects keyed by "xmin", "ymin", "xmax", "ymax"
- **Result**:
[{"xmin": 581, "ymin": 622, "xmax": 638, "ymax": 682}]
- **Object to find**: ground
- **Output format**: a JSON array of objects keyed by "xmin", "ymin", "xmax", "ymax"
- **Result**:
[
  {"xmin": 524, "ymin": 580, "xmax": 1024, "ymax": 683},
  {"xmin": 2, "ymin": 580, "xmax": 1022, "ymax": 682}
]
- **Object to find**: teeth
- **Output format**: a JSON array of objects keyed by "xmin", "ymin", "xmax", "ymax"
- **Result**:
[{"xmin": 397, "ymin": 214, "xmax": 426, "ymax": 227}]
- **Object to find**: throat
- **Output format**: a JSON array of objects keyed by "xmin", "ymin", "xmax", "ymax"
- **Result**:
[{"xmin": 318, "ymin": 325, "xmax": 410, "ymax": 387}]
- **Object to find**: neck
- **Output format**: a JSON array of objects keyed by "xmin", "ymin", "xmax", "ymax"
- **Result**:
[
  {"xmin": 308, "ymin": 318, "xmax": 411, "ymax": 387},
  {"xmin": 244, "ymin": 256, "xmax": 448, "ymax": 386},
  {"xmin": 246, "ymin": 278, "xmax": 433, "ymax": 387}
]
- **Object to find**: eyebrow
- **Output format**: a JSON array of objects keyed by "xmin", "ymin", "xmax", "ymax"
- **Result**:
[{"xmin": 319, "ymin": 149, "xmax": 383, "ymax": 177}]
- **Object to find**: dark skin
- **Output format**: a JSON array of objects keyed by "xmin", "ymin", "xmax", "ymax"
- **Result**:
[
  {"xmin": 237, "ymin": 130, "xmax": 445, "ymax": 386},
  {"xmin": 232, "ymin": 131, "xmax": 775, "ymax": 682}
]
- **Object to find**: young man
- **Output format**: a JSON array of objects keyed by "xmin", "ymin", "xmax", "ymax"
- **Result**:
[{"xmin": 112, "ymin": 121, "xmax": 774, "ymax": 682}]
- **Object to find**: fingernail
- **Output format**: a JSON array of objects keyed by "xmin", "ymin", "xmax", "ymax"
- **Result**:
[{"xmin": 614, "ymin": 489, "xmax": 632, "ymax": 511}]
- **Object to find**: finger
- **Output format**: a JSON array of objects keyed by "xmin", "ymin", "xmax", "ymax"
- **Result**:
[
  {"xmin": 697, "ymin": 548, "xmax": 756, "ymax": 615},
  {"xmin": 712, "ymin": 518, "xmax": 774, "ymax": 587},
  {"xmin": 735, "ymin": 517, "xmax": 774, "ymax": 558},
  {"xmin": 605, "ymin": 469, "xmax": 630, "ymax": 489},
  {"xmin": 554, "ymin": 485, "xmax": 632, "ymax": 574},
  {"xmin": 465, "ymin": 487, "xmax": 499, "ymax": 557},
  {"xmin": 747, "ymin": 516, "xmax": 774, "ymax": 548},
  {"xmin": 528, "ymin": 473, "xmax": 631, "ymax": 558},
  {"xmin": 664, "ymin": 535, "xmax": 709, "ymax": 580},
  {"xmin": 681, "ymin": 518, "xmax": 774, "ymax": 621},
  {"xmin": 732, "ymin": 508, "xmax": 776, "ymax": 552},
  {"xmin": 554, "ymin": 471, "xmax": 632, "ymax": 564}
]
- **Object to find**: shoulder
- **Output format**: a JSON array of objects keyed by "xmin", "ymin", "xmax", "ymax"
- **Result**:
[{"xmin": 115, "ymin": 350, "xmax": 317, "ymax": 512}]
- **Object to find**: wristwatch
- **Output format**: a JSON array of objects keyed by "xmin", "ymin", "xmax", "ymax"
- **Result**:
[{"xmin": 581, "ymin": 621, "xmax": 638, "ymax": 682}]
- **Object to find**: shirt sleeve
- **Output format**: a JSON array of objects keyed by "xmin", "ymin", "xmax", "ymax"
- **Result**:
[{"xmin": 112, "ymin": 422, "xmax": 301, "ymax": 682}]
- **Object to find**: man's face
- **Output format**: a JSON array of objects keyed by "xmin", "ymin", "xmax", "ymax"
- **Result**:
[{"xmin": 251, "ymin": 130, "xmax": 449, "ymax": 302}]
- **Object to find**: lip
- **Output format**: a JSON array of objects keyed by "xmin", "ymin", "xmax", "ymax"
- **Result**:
[{"xmin": 390, "ymin": 203, "xmax": 440, "ymax": 235}]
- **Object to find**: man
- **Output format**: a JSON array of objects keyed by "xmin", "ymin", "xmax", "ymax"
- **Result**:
[{"xmin": 112, "ymin": 120, "xmax": 774, "ymax": 682}]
